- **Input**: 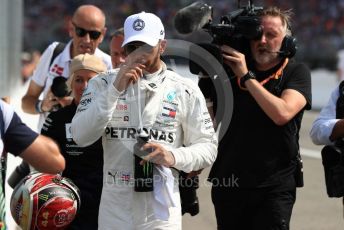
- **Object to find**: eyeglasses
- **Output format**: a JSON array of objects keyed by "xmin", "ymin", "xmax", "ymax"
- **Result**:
[
  {"xmin": 72, "ymin": 22, "xmax": 102, "ymax": 40},
  {"xmin": 124, "ymin": 42, "xmax": 154, "ymax": 55}
]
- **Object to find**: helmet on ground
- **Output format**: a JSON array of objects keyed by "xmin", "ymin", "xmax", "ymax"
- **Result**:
[{"xmin": 10, "ymin": 172, "xmax": 81, "ymax": 230}]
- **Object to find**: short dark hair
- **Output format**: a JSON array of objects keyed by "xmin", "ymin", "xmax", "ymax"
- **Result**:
[{"xmin": 111, "ymin": 28, "xmax": 124, "ymax": 39}]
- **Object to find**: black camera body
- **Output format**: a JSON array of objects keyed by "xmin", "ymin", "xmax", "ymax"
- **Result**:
[
  {"xmin": 179, "ymin": 171, "xmax": 199, "ymax": 216},
  {"xmin": 321, "ymin": 144, "xmax": 344, "ymax": 197},
  {"xmin": 188, "ymin": 0, "xmax": 263, "ymax": 75},
  {"xmin": 51, "ymin": 76, "xmax": 70, "ymax": 98},
  {"xmin": 204, "ymin": 2, "xmax": 263, "ymax": 49}
]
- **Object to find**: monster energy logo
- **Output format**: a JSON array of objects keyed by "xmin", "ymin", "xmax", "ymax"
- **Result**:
[
  {"xmin": 143, "ymin": 162, "xmax": 153, "ymax": 177},
  {"xmin": 39, "ymin": 194, "xmax": 49, "ymax": 201}
]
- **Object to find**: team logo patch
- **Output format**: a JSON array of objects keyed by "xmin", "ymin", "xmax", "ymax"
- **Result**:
[
  {"xmin": 115, "ymin": 104, "xmax": 129, "ymax": 111},
  {"xmin": 166, "ymin": 91, "xmax": 176, "ymax": 101},
  {"xmin": 107, "ymin": 170, "xmax": 132, "ymax": 184},
  {"xmin": 162, "ymin": 106, "xmax": 176, "ymax": 118},
  {"xmin": 133, "ymin": 19, "xmax": 145, "ymax": 31},
  {"xmin": 111, "ymin": 115, "xmax": 130, "ymax": 125},
  {"xmin": 148, "ymin": 83, "xmax": 157, "ymax": 89}
]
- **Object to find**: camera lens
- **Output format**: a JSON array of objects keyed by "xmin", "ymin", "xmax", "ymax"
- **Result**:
[
  {"xmin": 7, "ymin": 161, "xmax": 30, "ymax": 189},
  {"xmin": 51, "ymin": 76, "xmax": 70, "ymax": 98}
]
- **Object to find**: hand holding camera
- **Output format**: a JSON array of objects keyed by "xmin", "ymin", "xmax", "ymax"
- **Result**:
[
  {"xmin": 41, "ymin": 91, "xmax": 61, "ymax": 112},
  {"xmin": 41, "ymin": 76, "xmax": 72, "ymax": 112},
  {"xmin": 221, "ymin": 45, "xmax": 248, "ymax": 78}
]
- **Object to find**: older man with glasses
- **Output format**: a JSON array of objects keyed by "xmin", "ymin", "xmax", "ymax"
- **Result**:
[{"xmin": 21, "ymin": 4, "xmax": 112, "ymax": 130}]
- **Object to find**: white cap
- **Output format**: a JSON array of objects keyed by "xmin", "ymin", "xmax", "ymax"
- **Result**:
[{"xmin": 122, "ymin": 12, "xmax": 165, "ymax": 47}]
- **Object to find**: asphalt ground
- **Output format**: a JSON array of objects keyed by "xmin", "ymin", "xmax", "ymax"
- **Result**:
[{"xmin": 182, "ymin": 110, "xmax": 344, "ymax": 230}]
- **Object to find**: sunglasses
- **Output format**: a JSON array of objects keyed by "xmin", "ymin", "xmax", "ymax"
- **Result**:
[
  {"xmin": 72, "ymin": 22, "xmax": 102, "ymax": 40},
  {"xmin": 124, "ymin": 43, "xmax": 154, "ymax": 55}
]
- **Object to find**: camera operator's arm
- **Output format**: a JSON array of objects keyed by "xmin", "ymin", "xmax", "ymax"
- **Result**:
[
  {"xmin": 22, "ymin": 43, "xmax": 60, "ymax": 114},
  {"xmin": 22, "ymin": 82, "xmax": 60, "ymax": 113},
  {"xmin": 244, "ymin": 78, "xmax": 306, "ymax": 125},
  {"xmin": 310, "ymin": 86, "xmax": 340, "ymax": 145},
  {"xmin": 222, "ymin": 45, "xmax": 307, "ymax": 126}
]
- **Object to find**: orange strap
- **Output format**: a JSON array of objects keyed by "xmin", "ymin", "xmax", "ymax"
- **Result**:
[{"xmin": 237, "ymin": 58, "xmax": 289, "ymax": 91}]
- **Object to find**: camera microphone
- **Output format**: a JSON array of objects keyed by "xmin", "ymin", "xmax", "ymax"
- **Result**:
[{"xmin": 174, "ymin": 1, "xmax": 212, "ymax": 34}]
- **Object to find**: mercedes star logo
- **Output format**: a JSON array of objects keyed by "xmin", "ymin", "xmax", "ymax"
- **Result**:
[{"xmin": 133, "ymin": 19, "xmax": 145, "ymax": 31}]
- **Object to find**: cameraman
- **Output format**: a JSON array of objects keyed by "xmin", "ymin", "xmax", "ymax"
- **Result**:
[{"xmin": 207, "ymin": 6, "xmax": 311, "ymax": 229}]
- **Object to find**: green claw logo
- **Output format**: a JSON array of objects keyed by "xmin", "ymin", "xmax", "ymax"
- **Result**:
[{"xmin": 143, "ymin": 162, "xmax": 152, "ymax": 177}]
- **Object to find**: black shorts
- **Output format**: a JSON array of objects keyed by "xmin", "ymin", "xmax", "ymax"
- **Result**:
[{"xmin": 211, "ymin": 186, "xmax": 296, "ymax": 230}]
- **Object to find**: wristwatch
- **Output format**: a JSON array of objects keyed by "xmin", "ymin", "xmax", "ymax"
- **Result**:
[
  {"xmin": 240, "ymin": 71, "xmax": 256, "ymax": 88},
  {"xmin": 35, "ymin": 100, "xmax": 44, "ymax": 113}
]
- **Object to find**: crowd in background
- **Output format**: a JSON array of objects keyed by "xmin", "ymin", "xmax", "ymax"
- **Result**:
[{"xmin": 23, "ymin": 0, "xmax": 344, "ymax": 70}]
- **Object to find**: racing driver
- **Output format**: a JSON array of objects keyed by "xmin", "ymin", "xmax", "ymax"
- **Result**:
[{"xmin": 71, "ymin": 12, "xmax": 217, "ymax": 230}]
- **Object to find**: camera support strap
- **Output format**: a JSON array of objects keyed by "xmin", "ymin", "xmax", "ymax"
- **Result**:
[
  {"xmin": 236, "ymin": 58, "xmax": 289, "ymax": 91},
  {"xmin": 49, "ymin": 42, "xmax": 66, "ymax": 67}
]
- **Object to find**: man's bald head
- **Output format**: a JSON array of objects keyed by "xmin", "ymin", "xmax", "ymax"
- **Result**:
[
  {"xmin": 70, "ymin": 5, "xmax": 107, "ymax": 57},
  {"xmin": 72, "ymin": 5, "xmax": 106, "ymax": 28}
]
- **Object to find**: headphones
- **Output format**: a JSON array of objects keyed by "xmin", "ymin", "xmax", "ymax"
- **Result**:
[
  {"xmin": 279, "ymin": 35, "xmax": 297, "ymax": 58},
  {"xmin": 278, "ymin": 23, "xmax": 297, "ymax": 58}
]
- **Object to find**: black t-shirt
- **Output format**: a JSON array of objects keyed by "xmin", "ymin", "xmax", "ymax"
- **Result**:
[
  {"xmin": 207, "ymin": 59, "xmax": 312, "ymax": 189},
  {"xmin": 41, "ymin": 101, "xmax": 103, "ymax": 209}
]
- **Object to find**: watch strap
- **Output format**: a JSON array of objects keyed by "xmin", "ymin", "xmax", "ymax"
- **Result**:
[{"xmin": 240, "ymin": 71, "xmax": 256, "ymax": 88}]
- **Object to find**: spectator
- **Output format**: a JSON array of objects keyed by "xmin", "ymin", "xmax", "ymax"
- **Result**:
[
  {"xmin": 41, "ymin": 53, "xmax": 106, "ymax": 230},
  {"xmin": 110, "ymin": 28, "xmax": 126, "ymax": 68},
  {"xmin": 21, "ymin": 51, "xmax": 41, "ymax": 83},
  {"xmin": 21, "ymin": 4, "xmax": 112, "ymax": 130}
]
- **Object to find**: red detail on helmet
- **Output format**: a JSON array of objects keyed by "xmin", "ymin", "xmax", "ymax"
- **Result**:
[{"xmin": 10, "ymin": 173, "xmax": 80, "ymax": 230}]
